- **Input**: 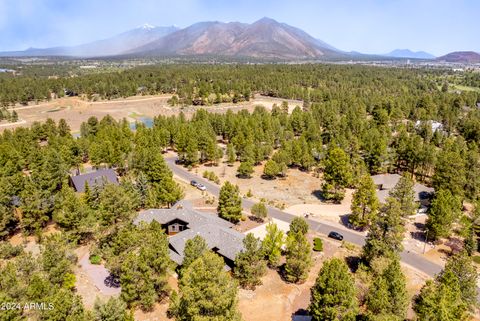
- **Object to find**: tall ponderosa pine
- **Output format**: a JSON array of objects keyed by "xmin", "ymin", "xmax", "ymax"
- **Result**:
[
  {"xmin": 350, "ymin": 175, "xmax": 379, "ymax": 229},
  {"xmin": 226, "ymin": 143, "xmax": 236, "ymax": 165},
  {"xmin": 363, "ymin": 197, "xmax": 405, "ymax": 264},
  {"xmin": 217, "ymin": 181, "xmax": 242, "ymax": 223},
  {"xmin": 285, "ymin": 231, "xmax": 312, "ymax": 283},
  {"xmin": 120, "ymin": 221, "xmax": 172, "ymax": 310},
  {"xmin": 441, "ymin": 251, "xmax": 478, "ymax": 310},
  {"xmin": 433, "ymin": 146, "xmax": 466, "ymax": 200},
  {"xmin": 366, "ymin": 259, "xmax": 408, "ymax": 320},
  {"xmin": 322, "ymin": 146, "xmax": 353, "ymax": 202},
  {"xmin": 139, "ymin": 149, "xmax": 183, "ymax": 207},
  {"xmin": 261, "ymin": 222, "xmax": 285, "ymax": 267},
  {"xmin": 414, "ymin": 271, "xmax": 467, "ymax": 321},
  {"xmin": 181, "ymin": 235, "xmax": 208, "ymax": 273},
  {"xmin": 389, "ymin": 174, "xmax": 416, "ymax": 217},
  {"xmin": 426, "ymin": 188, "xmax": 462, "ymax": 240},
  {"xmin": 172, "ymin": 251, "xmax": 241, "ymax": 321},
  {"xmin": 234, "ymin": 233, "xmax": 267, "ymax": 289},
  {"xmin": 309, "ymin": 258, "xmax": 358, "ymax": 321},
  {"xmin": 93, "ymin": 297, "xmax": 134, "ymax": 321}
]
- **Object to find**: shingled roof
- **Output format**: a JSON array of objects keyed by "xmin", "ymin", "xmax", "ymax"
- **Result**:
[
  {"xmin": 70, "ymin": 169, "xmax": 119, "ymax": 192},
  {"xmin": 371, "ymin": 173, "xmax": 434, "ymax": 203},
  {"xmin": 134, "ymin": 208, "xmax": 233, "ymax": 229},
  {"xmin": 134, "ymin": 207, "xmax": 244, "ymax": 267},
  {"xmin": 169, "ymin": 223, "xmax": 245, "ymax": 262}
]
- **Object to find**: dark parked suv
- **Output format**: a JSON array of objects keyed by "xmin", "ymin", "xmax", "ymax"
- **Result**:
[{"xmin": 328, "ymin": 231, "xmax": 344, "ymax": 241}]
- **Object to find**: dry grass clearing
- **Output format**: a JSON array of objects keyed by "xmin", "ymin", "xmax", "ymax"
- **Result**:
[{"xmin": 2, "ymin": 94, "xmax": 302, "ymax": 133}]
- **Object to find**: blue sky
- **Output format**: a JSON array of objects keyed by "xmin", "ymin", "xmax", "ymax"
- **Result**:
[{"xmin": 0, "ymin": 0, "xmax": 478, "ymax": 56}]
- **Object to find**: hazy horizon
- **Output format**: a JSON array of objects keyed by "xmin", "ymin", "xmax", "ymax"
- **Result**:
[{"xmin": 0, "ymin": 0, "xmax": 478, "ymax": 56}]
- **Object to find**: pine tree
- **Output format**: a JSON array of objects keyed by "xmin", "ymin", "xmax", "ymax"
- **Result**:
[
  {"xmin": 426, "ymin": 189, "xmax": 462, "ymax": 240},
  {"xmin": 362, "ymin": 197, "xmax": 405, "ymax": 264},
  {"xmin": 98, "ymin": 184, "xmax": 136, "ymax": 225},
  {"xmin": 382, "ymin": 259, "xmax": 408, "ymax": 315},
  {"xmin": 58, "ymin": 118, "xmax": 71, "ymax": 137},
  {"xmin": 263, "ymin": 159, "xmax": 279, "ymax": 179},
  {"xmin": 172, "ymin": 251, "xmax": 241, "ymax": 321},
  {"xmin": 350, "ymin": 175, "xmax": 379, "ymax": 229},
  {"xmin": 289, "ymin": 217, "xmax": 309, "ymax": 235},
  {"xmin": 309, "ymin": 258, "xmax": 358, "ymax": 321},
  {"xmin": 322, "ymin": 146, "xmax": 353, "ymax": 202},
  {"xmin": 237, "ymin": 160, "xmax": 254, "ymax": 178},
  {"xmin": 53, "ymin": 184, "xmax": 86, "ymax": 231},
  {"xmin": 285, "ymin": 231, "xmax": 312, "ymax": 283},
  {"xmin": 365, "ymin": 275, "xmax": 392, "ymax": 318},
  {"xmin": 250, "ymin": 201, "xmax": 268, "ymax": 221},
  {"xmin": 441, "ymin": 251, "xmax": 478, "ymax": 310},
  {"xmin": 41, "ymin": 234, "xmax": 74, "ymax": 287},
  {"xmin": 20, "ymin": 178, "xmax": 51, "ymax": 233},
  {"xmin": 40, "ymin": 288, "xmax": 88, "ymax": 320},
  {"xmin": 261, "ymin": 222, "xmax": 285, "ymax": 267},
  {"xmin": 389, "ymin": 174, "xmax": 416, "ymax": 217},
  {"xmin": 226, "ymin": 143, "xmax": 236, "ymax": 165},
  {"xmin": 433, "ymin": 147, "xmax": 466, "ymax": 200},
  {"xmin": 120, "ymin": 221, "xmax": 171, "ymax": 310},
  {"xmin": 217, "ymin": 181, "xmax": 242, "ymax": 223},
  {"xmin": 234, "ymin": 233, "xmax": 267, "ymax": 289},
  {"xmin": 366, "ymin": 259, "xmax": 408, "ymax": 320},
  {"xmin": 414, "ymin": 272, "xmax": 467, "ymax": 321},
  {"xmin": 93, "ymin": 297, "xmax": 134, "ymax": 321},
  {"xmin": 181, "ymin": 235, "xmax": 208, "ymax": 273},
  {"xmin": 142, "ymin": 150, "xmax": 183, "ymax": 207}
]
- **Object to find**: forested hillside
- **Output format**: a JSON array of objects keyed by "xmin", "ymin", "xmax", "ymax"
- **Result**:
[
  {"xmin": 1, "ymin": 64, "xmax": 478, "ymax": 107},
  {"xmin": 1, "ymin": 63, "xmax": 480, "ymax": 319}
]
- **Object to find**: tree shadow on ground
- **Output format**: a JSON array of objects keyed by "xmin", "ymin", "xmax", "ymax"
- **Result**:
[
  {"xmin": 104, "ymin": 274, "xmax": 120, "ymax": 288},
  {"xmin": 310, "ymin": 190, "xmax": 326, "ymax": 202},
  {"xmin": 248, "ymin": 215, "xmax": 265, "ymax": 223},
  {"xmin": 410, "ymin": 231, "xmax": 427, "ymax": 242},
  {"xmin": 291, "ymin": 309, "xmax": 311, "ymax": 321},
  {"xmin": 345, "ymin": 256, "xmax": 362, "ymax": 273}
]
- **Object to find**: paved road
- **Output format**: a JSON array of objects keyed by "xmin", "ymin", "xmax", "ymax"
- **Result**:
[{"xmin": 166, "ymin": 157, "xmax": 443, "ymax": 278}]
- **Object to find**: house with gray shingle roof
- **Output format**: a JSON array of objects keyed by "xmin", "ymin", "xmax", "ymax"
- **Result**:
[
  {"xmin": 70, "ymin": 169, "xmax": 119, "ymax": 192},
  {"xmin": 134, "ymin": 206, "xmax": 244, "ymax": 270},
  {"xmin": 371, "ymin": 173, "xmax": 434, "ymax": 208}
]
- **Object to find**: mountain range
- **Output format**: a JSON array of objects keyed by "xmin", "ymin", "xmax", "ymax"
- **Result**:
[
  {"xmin": 0, "ymin": 18, "xmax": 476, "ymax": 61},
  {"xmin": 436, "ymin": 51, "xmax": 480, "ymax": 63},
  {"xmin": 0, "ymin": 24, "xmax": 179, "ymax": 57},
  {"xmin": 384, "ymin": 49, "xmax": 435, "ymax": 59}
]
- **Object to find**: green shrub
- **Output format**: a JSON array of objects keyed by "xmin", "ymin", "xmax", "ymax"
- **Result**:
[
  {"xmin": 208, "ymin": 171, "xmax": 216, "ymax": 181},
  {"xmin": 313, "ymin": 238, "xmax": 323, "ymax": 252},
  {"xmin": 251, "ymin": 202, "xmax": 268, "ymax": 221},
  {"xmin": 202, "ymin": 171, "xmax": 209, "ymax": 178},
  {"xmin": 341, "ymin": 241, "xmax": 356, "ymax": 251},
  {"xmin": 89, "ymin": 254, "xmax": 101, "ymax": 265},
  {"xmin": 473, "ymin": 256, "xmax": 480, "ymax": 264},
  {"xmin": 0, "ymin": 243, "xmax": 23, "ymax": 259}
]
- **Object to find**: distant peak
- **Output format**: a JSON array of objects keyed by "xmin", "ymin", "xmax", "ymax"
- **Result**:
[
  {"xmin": 255, "ymin": 17, "xmax": 278, "ymax": 24},
  {"xmin": 139, "ymin": 23, "xmax": 156, "ymax": 30}
]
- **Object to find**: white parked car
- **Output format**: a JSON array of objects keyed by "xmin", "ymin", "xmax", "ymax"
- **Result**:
[{"xmin": 196, "ymin": 183, "xmax": 207, "ymax": 191}]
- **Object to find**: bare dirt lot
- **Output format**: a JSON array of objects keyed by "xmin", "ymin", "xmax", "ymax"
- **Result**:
[
  {"xmin": 195, "ymin": 161, "xmax": 325, "ymax": 209},
  {"xmin": 193, "ymin": 160, "xmax": 353, "ymax": 228},
  {"xmin": 2, "ymin": 94, "xmax": 303, "ymax": 133}
]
